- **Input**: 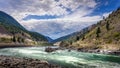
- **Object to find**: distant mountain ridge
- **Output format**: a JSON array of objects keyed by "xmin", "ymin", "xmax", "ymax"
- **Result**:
[
  {"xmin": 0, "ymin": 11, "xmax": 48, "ymax": 45},
  {"xmin": 52, "ymin": 25, "xmax": 91, "ymax": 43},
  {"xmin": 46, "ymin": 36, "xmax": 53, "ymax": 42},
  {"xmin": 51, "ymin": 32, "xmax": 80, "ymax": 43}
]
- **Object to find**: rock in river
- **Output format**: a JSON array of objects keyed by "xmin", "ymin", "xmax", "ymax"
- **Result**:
[{"xmin": 45, "ymin": 47, "xmax": 58, "ymax": 52}]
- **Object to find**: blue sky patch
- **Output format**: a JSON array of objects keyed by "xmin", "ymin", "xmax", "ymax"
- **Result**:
[
  {"xmin": 92, "ymin": 0, "xmax": 120, "ymax": 16},
  {"xmin": 23, "ymin": 15, "xmax": 61, "ymax": 20}
]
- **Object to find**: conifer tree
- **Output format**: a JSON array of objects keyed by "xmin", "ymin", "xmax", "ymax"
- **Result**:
[
  {"xmin": 13, "ymin": 36, "xmax": 16, "ymax": 42},
  {"xmin": 106, "ymin": 21, "xmax": 110, "ymax": 31},
  {"xmin": 96, "ymin": 27, "xmax": 101, "ymax": 38}
]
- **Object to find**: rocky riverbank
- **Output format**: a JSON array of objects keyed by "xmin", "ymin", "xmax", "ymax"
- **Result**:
[
  {"xmin": 45, "ymin": 46, "xmax": 120, "ymax": 56},
  {"xmin": 0, "ymin": 44, "xmax": 34, "ymax": 49},
  {"xmin": 77, "ymin": 48, "xmax": 120, "ymax": 56},
  {"xmin": 0, "ymin": 55, "xmax": 61, "ymax": 68}
]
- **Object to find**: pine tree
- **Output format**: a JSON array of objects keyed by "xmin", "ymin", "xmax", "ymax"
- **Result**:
[
  {"xmin": 17, "ymin": 37, "xmax": 21, "ymax": 43},
  {"xmin": 106, "ymin": 21, "xmax": 110, "ymax": 31},
  {"xmin": 69, "ymin": 41, "xmax": 72, "ymax": 45},
  {"xmin": 96, "ymin": 27, "xmax": 101, "ymax": 38},
  {"xmin": 13, "ymin": 36, "xmax": 16, "ymax": 42},
  {"xmin": 76, "ymin": 36, "xmax": 79, "ymax": 41},
  {"xmin": 103, "ymin": 16, "xmax": 105, "ymax": 20},
  {"xmin": 82, "ymin": 35, "xmax": 85, "ymax": 40},
  {"xmin": 21, "ymin": 38, "xmax": 25, "ymax": 43}
]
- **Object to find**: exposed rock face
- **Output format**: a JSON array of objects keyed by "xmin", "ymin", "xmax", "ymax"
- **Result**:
[{"xmin": 0, "ymin": 55, "xmax": 61, "ymax": 68}]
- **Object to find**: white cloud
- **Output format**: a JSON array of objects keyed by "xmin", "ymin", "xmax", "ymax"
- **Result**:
[
  {"xmin": 0, "ymin": 0, "xmax": 97, "ymax": 21},
  {"xmin": 0, "ymin": 0, "xmax": 104, "ymax": 39},
  {"xmin": 21, "ymin": 14, "xmax": 102, "ymax": 39},
  {"xmin": 103, "ymin": 12, "xmax": 112, "ymax": 18}
]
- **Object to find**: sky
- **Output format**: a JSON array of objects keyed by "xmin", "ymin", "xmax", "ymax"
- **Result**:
[{"xmin": 0, "ymin": 0, "xmax": 120, "ymax": 39}]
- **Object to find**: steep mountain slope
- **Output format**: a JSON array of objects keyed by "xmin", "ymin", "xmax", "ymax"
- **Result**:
[
  {"xmin": 0, "ymin": 25, "xmax": 11, "ymax": 35},
  {"xmin": 80, "ymin": 8, "xmax": 120, "ymax": 44},
  {"xmin": 0, "ymin": 11, "xmax": 25, "ymax": 30},
  {"xmin": 60, "ymin": 8, "xmax": 120, "ymax": 50},
  {"xmin": 0, "ymin": 11, "xmax": 48, "ymax": 45}
]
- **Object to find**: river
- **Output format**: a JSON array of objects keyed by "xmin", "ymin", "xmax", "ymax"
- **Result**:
[{"xmin": 0, "ymin": 46, "xmax": 120, "ymax": 68}]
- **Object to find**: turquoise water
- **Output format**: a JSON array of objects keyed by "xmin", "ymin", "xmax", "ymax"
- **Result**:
[{"xmin": 0, "ymin": 47, "xmax": 120, "ymax": 68}]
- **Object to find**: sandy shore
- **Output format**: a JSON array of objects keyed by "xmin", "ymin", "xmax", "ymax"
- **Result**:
[{"xmin": 0, "ymin": 55, "xmax": 61, "ymax": 68}]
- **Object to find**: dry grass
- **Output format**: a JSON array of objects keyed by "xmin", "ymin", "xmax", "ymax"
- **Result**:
[
  {"xmin": 72, "ymin": 40, "xmax": 120, "ymax": 51},
  {"xmin": 99, "ymin": 44, "xmax": 120, "ymax": 51}
]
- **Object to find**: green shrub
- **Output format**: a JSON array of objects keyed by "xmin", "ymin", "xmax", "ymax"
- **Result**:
[
  {"xmin": 113, "ymin": 32, "xmax": 120, "ymax": 37},
  {"xmin": 106, "ymin": 39, "xmax": 112, "ymax": 44},
  {"xmin": 0, "ymin": 38, "xmax": 12, "ymax": 43}
]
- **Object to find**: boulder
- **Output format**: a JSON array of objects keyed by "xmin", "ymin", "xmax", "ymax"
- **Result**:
[{"xmin": 45, "ymin": 47, "xmax": 58, "ymax": 52}]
